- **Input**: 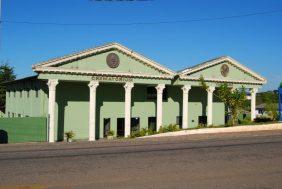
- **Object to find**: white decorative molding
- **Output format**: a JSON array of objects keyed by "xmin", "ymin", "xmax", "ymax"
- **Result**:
[
  {"xmin": 32, "ymin": 43, "xmax": 175, "ymax": 76},
  {"xmin": 179, "ymin": 75, "xmax": 265, "ymax": 85},
  {"xmin": 34, "ymin": 67, "xmax": 174, "ymax": 79}
]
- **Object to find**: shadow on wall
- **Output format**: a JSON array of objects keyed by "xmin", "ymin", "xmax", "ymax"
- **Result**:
[{"xmin": 0, "ymin": 130, "xmax": 8, "ymax": 144}]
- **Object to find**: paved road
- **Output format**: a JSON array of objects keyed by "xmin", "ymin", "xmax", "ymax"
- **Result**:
[{"xmin": 1, "ymin": 131, "xmax": 282, "ymax": 189}]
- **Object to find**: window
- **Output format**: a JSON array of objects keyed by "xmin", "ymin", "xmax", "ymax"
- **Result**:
[
  {"xmin": 148, "ymin": 117, "xmax": 156, "ymax": 131},
  {"xmin": 12, "ymin": 113, "xmax": 14, "ymax": 118},
  {"xmin": 27, "ymin": 90, "xmax": 30, "ymax": 98},
  {"xmin": 147, "ymin": 87, "xmax": 168, "ymax": 101},
  {"xmin": 176, "ymin": 116, "xmax": 182, "ymax": 128},
  {"xmin": 20, "ymin": 91, "xmax": 22, "ymax": 98},
  {"xmin": 8, "ymin": 112, "xmax": 10, "ymax": 118},
  {"xmin": 198, "ymin": 116, "xmax": 207, "ymax": 125},
  {"xmin": 103, "ymin": 118, "xmax": 111, "ymax": 137},
  {"xmin": 131, "ymin": 117, "xmax": 140, "ymax": 133},
  {"xmin": 35, "ymin": 88, "xmax": 39, "ymax": 98},
  {"xmin": 147, "ymin": 87, "xmax": 157, "ymax": 100},
  {"xmin": 13, "ymin": 91, "xmax": 16, "ymax": 98}
]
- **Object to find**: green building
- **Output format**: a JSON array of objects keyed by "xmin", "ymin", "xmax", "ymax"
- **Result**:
[{"xmin": 4, "ymin": 43, "xmax": 266, "ymax": 142}]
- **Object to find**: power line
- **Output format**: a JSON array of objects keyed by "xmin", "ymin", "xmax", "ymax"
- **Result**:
[{"xmin": 1, "ymin": 9, "xmax": 282, "ymax": 26}]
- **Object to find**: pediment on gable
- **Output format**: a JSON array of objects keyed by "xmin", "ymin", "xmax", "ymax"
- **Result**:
[
  {"xmin": 32, "ymin": 43, "xmax": 175, "ymax": 79},
  {"xmin": 178, "ymin": 56, "xmax": 266, "ymax": 85}
]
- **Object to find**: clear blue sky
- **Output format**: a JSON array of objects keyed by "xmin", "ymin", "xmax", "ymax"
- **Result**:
[{"xmin": 0, "ymin": 0, "xmax": 281, "ymax": 91}]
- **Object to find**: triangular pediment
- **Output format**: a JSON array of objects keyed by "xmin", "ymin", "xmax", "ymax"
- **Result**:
[
  {"xmin": 32, "ymin": 43, "xmax": 175, "ymax": 79},
  {"xmin": 178, "ymin": 56, "xmax": 266, "ymax": 84}
]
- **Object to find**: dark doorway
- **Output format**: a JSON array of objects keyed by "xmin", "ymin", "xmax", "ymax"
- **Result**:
[
  {"xmin": 117, "ymin": 118, "xmax": 125, "ymax": 137},
  {"xmin": 148, "ymin": 117, "xmax": 156, "ymax": 131},
  {"xmin": 103, "ymin": 118, "xmax": 111, "ymax": 137},
  {"xmin": 0, "ymin": 130, "xmax": 8, "ymax": 144},
  {"xmin": 131, "ymin": 117, "xmax": 140, "ymax": 133},
  {"xmin": 176, "ymin": 116, "xmax": 182, "ymax": 128}
]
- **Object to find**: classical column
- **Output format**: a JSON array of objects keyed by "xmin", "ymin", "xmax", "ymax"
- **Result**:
[
  {"xmin": 156, "ymin": 84, "xmax": 165, "ymax": 131},
  {"xmin": 251, "ymin": 88, "xmax": 258, "ymax": 121},
  {"xmin": 88, "ymin": 81, "xmax": 99, "ymax": 141},
  {"xmin": 47, "ymin": 79, "xmax": 59, "ymax": 143},
  {"xmin": 207, "ymin": 86, "xmax": 215, "ymax": 126},
  {"xmin": 182, "ymin": 85, "xmax": 191, "ymax": 129},
  {"xmin": 124, "ymin": 82, "xmax": 134, "ymax": 137}
]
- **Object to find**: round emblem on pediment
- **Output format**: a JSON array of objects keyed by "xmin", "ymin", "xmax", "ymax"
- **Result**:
[
  {"xmin": 220, "ymin": 64, "xmax": 229, "ymax": 77},
  {"xmin": 106, "ymin": 53, "xmax": 120, "ymax": 68}
]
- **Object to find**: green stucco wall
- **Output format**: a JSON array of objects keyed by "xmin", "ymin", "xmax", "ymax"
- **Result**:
[
  {"xmin": 187, "ymin": 61, "xmax": 259, "ymax": 83},
  {"xmin": 0, "ymin": 117, "xmax": 47, "ymax": 143},
  {"xmin": 58, "ymin": 50, "xmax": 167, "ymax": 76}
]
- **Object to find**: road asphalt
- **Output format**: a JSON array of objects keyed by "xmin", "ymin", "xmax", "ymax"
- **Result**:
[{"xmin": 1, "ymin": 130, "xmax": 282, "ymax": 189}]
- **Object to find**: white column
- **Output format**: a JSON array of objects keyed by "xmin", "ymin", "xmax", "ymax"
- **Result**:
[
  {"xmin": 88, "ymin": 81, "xmax": 99, "ymax": 141},
  {"xmin": 47, "ymin": 79, "xmax": 59, "ymax": 143},
  {"xmin": 124, "ymin": 82, "xmax": 134, "ymax": 137},
  {"xmin": 182, "ymin": 85, "xmax": 191, "ymax": 129},
  {"xmin": 156, "ymin": 84, "xmax": 165, "ymax": 131},
  {"xmin": 207, "ymin": 86, "xmax": 215, "ymax": 126},
  {"xmin": 251, "ymin": 88, "xmax": 258, "ymax": 121}
]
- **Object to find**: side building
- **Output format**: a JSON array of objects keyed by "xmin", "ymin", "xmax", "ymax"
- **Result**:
[{"xmin": 4, "ymin": 43, "xmax": 266, "ymax": 142}]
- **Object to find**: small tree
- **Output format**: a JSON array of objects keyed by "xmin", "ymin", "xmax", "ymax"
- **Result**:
[
  {"xmin": 0, "ymin": 61, "xmax": 16, "ymax": 107},
  {"xmin": 200, "ymin": 76, "xmax": 247, "ymax": 125},
  {"xmin": 263, "ymin": 91, "xmax": 278, "ymax": 120}
]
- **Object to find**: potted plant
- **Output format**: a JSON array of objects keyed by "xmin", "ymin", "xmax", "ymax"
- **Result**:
[
  {"xmin": 65, "ymin": 131, "xmax": 75, "ymax": 142},
  {"xmin": 107, "ymin": 130, "xmax": 114, "ymax": 140}
]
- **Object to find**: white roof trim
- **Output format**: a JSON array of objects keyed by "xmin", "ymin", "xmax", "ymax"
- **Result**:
[
  {"xmin": 180, "ymin": 76, "xmax": 266, "ymax": 85},
  {"xmin": 34, "ymin": 67, "xmax": 174, "ymax": 79},
  {"xmin": 179, "ymin": 56, "xmax": 266, "ymax": 82},
  {"xmin": 32, "ymin": 42, "xmax": 175, "ymax": 76}
]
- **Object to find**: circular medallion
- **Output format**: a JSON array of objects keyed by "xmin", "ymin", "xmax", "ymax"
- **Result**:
[
  {"xmin": 220, "ymin": 64, "xmax": 229, "ymax": 77},
  {"xmin": 106, "ymin": 53, "xmax": 120, "ymax": 68}
]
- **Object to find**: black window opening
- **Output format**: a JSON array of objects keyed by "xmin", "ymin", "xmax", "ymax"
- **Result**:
[
  {"xmin": 20, "ymin": 91, "xmax": 22, "ymax": 98},
  {"xmin": 176, "ymin": 116, "xmax": 182, "ymax": 128},
  {"xmin": 27, "ymin": 90, "xmax": 30, "ymax": 98},
  {"xmin": 147, "ymin": 87, "xmax": 168, "ymax": 101},
  {"xmin": 13, "ymin": 91, "xmax": 16, "ymax": 98},
  {"xmin": 198, "ymin": 116, "xmax": 207, "ymax": 126},
  {"xmin": 117, "ymin": 118, "xmax": 125, "ymax": 137},
  {"xmin": 148, "ymin": 117, "xmax": 156, "ymax": 131},
  {"xmin": 103, "ymin": 118, "xmax": 111, "ymax": 137},
  {"xmin": 131, "ymin": 117, "xmax": 140, "ymax": 133}
]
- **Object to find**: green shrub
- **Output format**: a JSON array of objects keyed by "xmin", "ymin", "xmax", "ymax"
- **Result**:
[
  {"xmin": 254, "ymin": 116, "xmax": 273, "ymax": 123},
  {"xmin": 159, "ymin": 124, "xmax": 180, "ymax": 133},
  {"xmin": 108, "ymin": 130, "xmax": 114, "ymax": 136}
]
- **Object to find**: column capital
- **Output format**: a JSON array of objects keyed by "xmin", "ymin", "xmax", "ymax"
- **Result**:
[
  {"xmin": 47, "ymin": 79, "xmax": 59, "ymax": 91},
  {"xmin": 182, "ymin": 85, "xmax": 191, "ymax": 93},
  {"xmin": 124, "ymin": 82, "xmax": 134, "ymax": 91},
  {"xmin": 156, "ymin": 84, "xmax": 165, "ymax": 94},
  {"xmin": 206, "ymin": 86, "xmax": 215, "ymax": 93},
  {"xmin": 88, "ymin": 81, "xmax": 99, "ymax": 89},
  {"xmin": 251, "ymin": 88, "xmax": 258, "ymax": 94}
]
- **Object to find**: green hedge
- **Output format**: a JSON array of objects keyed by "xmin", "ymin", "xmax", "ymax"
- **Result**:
[{"xmin": 0, "ymin": 117, "xmax": 47, "ymax": 143}]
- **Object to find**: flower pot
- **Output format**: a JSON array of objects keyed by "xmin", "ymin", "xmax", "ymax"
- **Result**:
[
  {"xmin": 107, "ymin": 135, "xmax": 114, "ymax": 140},
  {"xmin": 67, "ymin": 138, "xmax": 72, "ymax": 143}
]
